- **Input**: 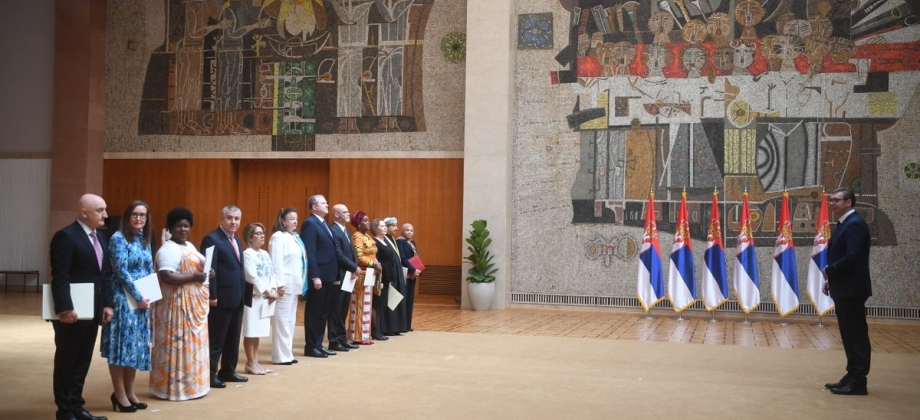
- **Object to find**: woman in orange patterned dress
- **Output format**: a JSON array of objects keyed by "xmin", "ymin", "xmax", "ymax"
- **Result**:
[
  {"xmin": 151, "ymin": 207, "xmax": 213, "ymax": 401},
  {"xmin": 348, "ymin": 211, "xmax": 382, "ymax": 345}
]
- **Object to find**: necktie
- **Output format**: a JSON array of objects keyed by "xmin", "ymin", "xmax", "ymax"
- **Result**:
[
  {"xmin": 229, "ymin": 235, "xmax": 240, "ymax": 261},
  {"xmin": 90, "ymin": 231, "xmax": 103, "ymax": 270}
]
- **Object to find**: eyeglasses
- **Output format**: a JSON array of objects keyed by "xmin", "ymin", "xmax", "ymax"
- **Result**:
[
  {"xmin": 252, "ymin": 231, "xmax": 265, "ymax": 236},
  {"xmin": 828, "ymin": 198, "xmax": 844, "ymax": 203},
  {"xmin": 130, "ymin": 213, "xmax": 148, "ymax": 219}
]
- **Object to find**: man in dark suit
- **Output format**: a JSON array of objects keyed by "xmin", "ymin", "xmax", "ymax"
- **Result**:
[
  {"xmin": 327, "ymin": 204, "xmax": 361, "ymax": 351},
  {"xmin": 822, "ymin": 187, "xmax": 872, "ymax": 396},
  {"xmin": 300, "ymin": 194, "xmax": 338, "ymax": 358},
  {"xmin": 50, "ymin": 194, "xmax": 114, "ymax": 420},
  {"xmin": 201, "ymin": 205, "xmax": 248, "ymax": 388}
]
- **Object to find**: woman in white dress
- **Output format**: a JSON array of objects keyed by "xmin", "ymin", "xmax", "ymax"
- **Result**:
[
  {"xmin": 241, "ymin": 222, "xmax": 279, "ymax": 375},
  {"xmin": 269, "ymin": 207, "xmax": 306, "ymax": 365}
]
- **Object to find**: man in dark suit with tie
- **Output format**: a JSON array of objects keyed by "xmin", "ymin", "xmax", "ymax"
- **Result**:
[
  {"xmin": 327, "ymin": 204, "xmax": 361, "ymax": 351},
  {"xmin": 822, "ymin": 187, "xmax": 872, "ymax": 396},
  {"xmin": 201, "ymin": 205, "xmax": 248, "ymax": 388},
  {"xmin": 300, "ymin": 194, "xmax": 338, "ymax": 358},
  {"xmin": 50, "ymin": 194, "xmax": 114, "ymax": 420}
]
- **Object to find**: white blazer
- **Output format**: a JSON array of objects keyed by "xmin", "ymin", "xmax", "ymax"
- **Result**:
[
  {"xmin": 269, "ymin": 231, "xmax": 305, "ymax": 289},
  {"xmin": 242, "ymin": 248, "xmax": 280, "ymax": 296}
]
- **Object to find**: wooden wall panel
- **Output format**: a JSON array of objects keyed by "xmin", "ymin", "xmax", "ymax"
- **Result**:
[
  {"xmin": 104, "ymin": 159, "xmax": 235, "ymax": 247},
  {"xmin": 237, "ymin": 160, "xmax": 330, "ymax": 232},
  {"xmin": 328, "ymin": 159, "xmax": 463, "ymax": 266}
]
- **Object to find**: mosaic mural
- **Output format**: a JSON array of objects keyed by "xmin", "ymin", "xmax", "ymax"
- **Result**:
[
  {"xmin": 137, "ymin": 0, "xmax": 435, "ymax": 151},
  {"xmin": 550, "ymin": 0, "xmax": 920, "ymax": 247}
]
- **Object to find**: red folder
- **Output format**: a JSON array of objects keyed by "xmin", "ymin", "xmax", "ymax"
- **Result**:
[{"xmin": 408, "ymin": 255, "xmax": 425, "ymax": 271}]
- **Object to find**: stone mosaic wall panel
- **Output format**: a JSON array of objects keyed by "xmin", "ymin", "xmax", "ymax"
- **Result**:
[
  {"xmin": 549, "ymin": 0, "xmax": 920, "ymax": 248},
  {"xmin": 107, "ymin": 0, "xmax": 466, "ymax": 153}
]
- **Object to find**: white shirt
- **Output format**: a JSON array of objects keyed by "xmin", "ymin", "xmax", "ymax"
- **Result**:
[{"xmin": 838, "ymin": 209, "xmax": 856, "ymax": 224}]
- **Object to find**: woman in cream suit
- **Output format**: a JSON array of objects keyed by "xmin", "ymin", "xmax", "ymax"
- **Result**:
[
  {"xmin": 269, "ymin": 208, "xmax": 306, "ymax": 365},
  {"xmin": 241, "ymin": 222, "xmax": 279, "ymax": 375}
]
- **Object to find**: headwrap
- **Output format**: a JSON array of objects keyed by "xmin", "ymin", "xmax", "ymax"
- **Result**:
[
  {"xmin": 351, "ymin": 210, "xmax": 367, "ymax": 229},
  {"xmin": 384, "ymin": 217, "xmax": 398, "ymax": 226}
]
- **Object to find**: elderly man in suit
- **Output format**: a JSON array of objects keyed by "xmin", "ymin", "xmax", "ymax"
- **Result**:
[
  {"xmin": 327, "ymin": 204, "xmax": 361, "ymax": 352},
  {"xmin": 822, "ymin": 187, "xmax": 872, "ymax": 396},
  {"xmin": 201, "ymin": 205, "xmax": 248, "ymax": 388},
  {"xmin": 50, "ymin": 194, "xmax": 114, "ymax": 420},
  {"xmin": 300, "ymin": 194, "xmax": 338, "ymax": 358}
]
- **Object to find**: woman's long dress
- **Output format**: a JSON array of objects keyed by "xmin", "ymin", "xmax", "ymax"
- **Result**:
[
  {"xmin": 150, "ymin": 241, "xmax": 210, "ymax": 401},
  {"xmin": 349, "ymin": 232, "xmax": 378, "ymax": 344},
  {"xmin": 375, "ymin": 237, "xmax": 407, "ymax": 334},
  {"xmin": 101, "ymin": 231, "xmax": 154, "ymax": 370}
]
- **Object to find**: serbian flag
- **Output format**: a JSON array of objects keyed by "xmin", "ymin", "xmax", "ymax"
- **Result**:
[
  {"xmin": 771, "ymin": 193, "xmax": 800, "ymax": 317},
  {"xmin": 637, "ymin": 192, "xmax": 665, "ymax": 312},
  {"xmin": 668, "ymin": 191, "xmax": 696, "ymax": 312},
  {"xmin": 702, "ymin": 190, "xmax": 729, "ymax": 311},
  {"xmin": 733, "ymin": 191, "xmax": 761, "ymax": 313},
  {"xmin": 806, "ymin": 193, "xmax": 835, "ymax": 315}
]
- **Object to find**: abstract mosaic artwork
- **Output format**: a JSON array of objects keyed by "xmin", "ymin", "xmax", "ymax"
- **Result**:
[
  {"xmin": 138, "ymin": 0, "xmax": 436, "ymax": 151},
  {"xmin": 551, "ymin": 0, "xmax": 920, "ymax": 247}
]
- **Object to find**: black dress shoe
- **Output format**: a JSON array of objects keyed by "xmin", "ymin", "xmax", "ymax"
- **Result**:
[
  {"xmin": 72, "ymin": 409, "xmax": 107, "ymax": 420},
  {"xmin": 830, "ymin": 384, "xmax": 868, "ymax": 395},
  {"xmin": 305, "ymin": 348, "xmax": 328, "ymax": 358},
  {"xmin": 56, "ymin": 411, "xmax": 76, "ymax": 420},
  {"xmin": 825, "ymin": 375, "xmax": 849, "ymax": 389},
  {"xmin": 219, "ymin": 373, "xmax": 249, "ymax": 383},
  {"xmin": 273, "ymin": 361, "xmax": 294, "ymax": 365},
  {"xmin": 320, "ymin": 347, "xmax": 337, "ymax": 356},
  {"xmin": 342, "ymin": 341, "xmax": 359, "ymax": 350},
  {"xmin": 328, "ymin": 343, "xmax": 349, "ymax": 352},
  {"xmin": 210, "ymin": 377, "xmax": 227, "ymax": 388},
  {"xmin": 372, "ymin": 334, "xmax": 389, "ymax": 341}
]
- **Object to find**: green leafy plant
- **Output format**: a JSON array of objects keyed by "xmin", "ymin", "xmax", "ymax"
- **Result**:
[{"xmin": 464, "ymin": 219, "xmax": 498, "ymax": 283}]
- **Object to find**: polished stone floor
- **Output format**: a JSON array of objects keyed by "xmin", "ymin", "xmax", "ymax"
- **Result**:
[{"xmin": 5, "ymin": 290, "xmax": 918, "ymax": 354}]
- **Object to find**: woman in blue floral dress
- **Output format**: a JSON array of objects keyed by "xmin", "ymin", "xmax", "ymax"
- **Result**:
[{"xmin": 101, "ymin": 200, "xmax": 154, "ymax": 412}]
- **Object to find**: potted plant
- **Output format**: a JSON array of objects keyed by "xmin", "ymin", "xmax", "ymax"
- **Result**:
[{"xmin": 464, "ymin": 219, "xmax": 498, "ymax": 310}]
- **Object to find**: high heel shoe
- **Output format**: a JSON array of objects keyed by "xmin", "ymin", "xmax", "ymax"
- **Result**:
[
  {"xmin": 111, "ymin": 393, "xmax": 138, "ymax": 413},
  {"xmin": 128, "ymin": 399, "xmax": 147, "ymax": 410}
]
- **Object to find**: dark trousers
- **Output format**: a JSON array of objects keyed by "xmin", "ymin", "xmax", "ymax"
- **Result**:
[
  {"xmin": 326, "ymin": 281, "xmax": 350, "ymax": 345},
  {"xmin": 303, "ymin": 283, "xmax": 332, "ymax": 350},
  {"xmin": 405, "ymin": 278, "xmax": 416, "ymax": 329},
  {"xmin": 53, "ymin": 320, "xmax": 98, "ymax": 414},
  {"xmin": 835, "ymin": 297, "xmax": 871, "ymax": 384},
  {"xmin": 208, "ymin": 304, "xmax": 243, "ymax": 377}
]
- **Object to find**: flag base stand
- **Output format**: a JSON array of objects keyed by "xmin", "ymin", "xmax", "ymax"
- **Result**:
[
  {"xmin": 643, "ymin": 311, "xmax": 656, "ymax": 320},
  {"xmin": 778, "ymin": 318, "xmax": 789, "ymax": 326},
  {"xmin": 708, "ymin": 312, "xmax": 720, "ymax": 323},
  {"xmin": 676, "ymin": 313, "xmax": 685, "ymax": 321},
  {"xmin": 741, "ymin": 313, "xmax": 752, "ymax": 324},
  {"xmin": 812, "ymin": 315, "xmax": 825, "ymax": 327}
]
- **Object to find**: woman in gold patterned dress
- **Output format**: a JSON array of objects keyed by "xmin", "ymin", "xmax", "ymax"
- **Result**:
[
  {"xmin": 348, "ymin": 211, "xmax": 381, "ymax": 345},
  {"xmin": 151, "ymin": 207, "xmax": 213, "ymax": 401}
]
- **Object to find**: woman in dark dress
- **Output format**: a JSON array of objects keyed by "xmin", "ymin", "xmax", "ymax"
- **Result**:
[
  {"xmin": 372, "ymin": 219, "xmax": 407, "ymax": 337},
  {"xmin": 396, "ymin": 223, "xmax": 421, "ymax": 332}
]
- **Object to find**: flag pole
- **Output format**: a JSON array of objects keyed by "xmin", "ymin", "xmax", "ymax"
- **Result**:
[
  {"xmin": 709, "ymin": 187, "xmax": 721, "ymax": 323},
  {"xmin": 811, "ymin": 189, "xmax": 828, "ymax": 327}
]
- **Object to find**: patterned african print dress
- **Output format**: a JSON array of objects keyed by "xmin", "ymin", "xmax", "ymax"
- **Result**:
[
  {"xmin": 349, "ymin": 231, "xmax": 379, "ymax": 344},
  {"xmin": 150, "ymin": 240, "xmax": 210, "ymax": 401}
]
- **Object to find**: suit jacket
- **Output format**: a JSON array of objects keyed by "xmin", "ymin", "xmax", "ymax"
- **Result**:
[
  {"xmin": 396, "ymin": 238, "xmax": 418, "ymax": 276},
  {"xmin": 825, "ymin": 211, "xmax": 872, "ymax": 300},
  {"xmin": 330, "ymin": 222, "xmax": 358, "ymax": 284},
  {"xmin": 201, "ymin": 227, "xmax": 246, "ymax": 309},
  {"xmin": 50, "ymin": 221, "xmax": 114, "ymax": 319},
  {"xmin": 300, "ymin": 214, "xmax": 337, "ymax": 283}
]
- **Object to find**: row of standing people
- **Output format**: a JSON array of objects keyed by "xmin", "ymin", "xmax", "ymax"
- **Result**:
[{"xmin": 49, "ymin": 194, "xmax": 421, "ymax": 420}]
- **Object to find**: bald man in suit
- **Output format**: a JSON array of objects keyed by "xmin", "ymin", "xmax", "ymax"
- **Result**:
[{"xmin": 50, "ymin": 194, "xmax": 114, "ymax": 420}]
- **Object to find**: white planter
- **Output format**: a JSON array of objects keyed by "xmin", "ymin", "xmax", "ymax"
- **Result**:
[{"xmin": 468, "ymin": 282, "xmax": 495, "ymax": 311}]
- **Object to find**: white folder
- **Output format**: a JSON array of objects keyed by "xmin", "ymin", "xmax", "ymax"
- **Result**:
[
  {"xmin": 125, "ymin": 273, "xmax": 163, "ymax": 310},
  {"xmin": 340, "ymin": 271, "xmax": 356, "ymax": 293},
  {"xmin": 43, "ymin": 283, "xmax": 94, "ymax": 320},
  {"xmin": 387, "ymin": 283, "xmax": 404, "ymax": 310},
  {"xmin": 260, "ymin": 298, "xmax": 276, "ymax": 319}
]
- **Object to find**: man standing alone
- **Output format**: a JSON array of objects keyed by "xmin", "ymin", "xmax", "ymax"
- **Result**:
[
  {"xmin": 823, "ymin": 187, "xmax": 872, "ymax": 396},
  {"xmin": 202, "ymin": 205, "xmax": 248, "ymax": 387},
  {"xmin": 328, "ymin": 204, "xmax": 361, "ymax": 351},
  {"xmin": 50, "ymin": 194, "xmax": 114, "ymax": 420}
]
